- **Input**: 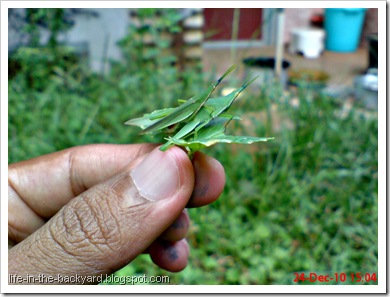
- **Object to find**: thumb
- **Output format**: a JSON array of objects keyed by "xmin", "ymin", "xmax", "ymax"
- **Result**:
[{"xmin": 9, "ymin": 146, "xmax": 194, "ymax": 284}]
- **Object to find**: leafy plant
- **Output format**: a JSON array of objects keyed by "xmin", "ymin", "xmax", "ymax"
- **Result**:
[
  {"xmin": 125, "ymin": 65, "xmax": 273, "ymax": 158},
  {"xmin": 9, "ymin": 8, "xmax": 93, "ymax": 90}
]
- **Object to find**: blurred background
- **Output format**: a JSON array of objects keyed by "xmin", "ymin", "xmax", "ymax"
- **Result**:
[{"xmin": 8, "ymin": 8, "xmax": 378, "ymax": 285}]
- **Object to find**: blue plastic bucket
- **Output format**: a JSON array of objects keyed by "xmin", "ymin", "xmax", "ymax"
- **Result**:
[{"xmin": 324, "ymin": 8, "xmax": 367, "ymax": 52}]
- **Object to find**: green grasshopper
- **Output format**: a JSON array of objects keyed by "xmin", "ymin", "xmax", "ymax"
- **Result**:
[
  {"xmin": 166, "ymin": 117, "xmax": 273, "ymax": 158},
  {"xmin": 125, "ymin": 65, "xmax": 237, "ymax": 135},
  {"xmin": 159, "ymin": 76, "xmax": 258, "ymax": 152},
  {"xmin": 125, "ymin": 65, "xmax": 273, "ymax": 158}
]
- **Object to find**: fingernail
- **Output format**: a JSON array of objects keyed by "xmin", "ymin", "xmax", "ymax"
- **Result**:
[{"xmin": 131, "ymin": 148, "xmax": 180, "ymax": 201}]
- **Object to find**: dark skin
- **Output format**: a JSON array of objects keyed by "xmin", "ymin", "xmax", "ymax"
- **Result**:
[{"xmin": 8, "ymin": 144, "xmax": 225, "ymax": 284}]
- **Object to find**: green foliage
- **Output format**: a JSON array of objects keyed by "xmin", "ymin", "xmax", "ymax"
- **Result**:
[
  {"xmin": 8, "ymin": 8, "xmax": 378, "ymax": 285},
  {"xmin": 23, "ymin": 8, "xmax": 73, "ymax": 48},
  {"xmin": 9, "ymin": 46, "xmax": 79, "ymax": 90},
  {"xmin": 111, "ymin": 8, "xmax": 202, "ymax": 114},
  {"xmin": 9, "ymin": 9, "xmax": 84, "ymax": 90}
]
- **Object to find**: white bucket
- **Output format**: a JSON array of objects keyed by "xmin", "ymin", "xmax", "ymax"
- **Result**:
[{"xmin": 289, "ymin": 28, "xmax": 325, "ymax": 59}]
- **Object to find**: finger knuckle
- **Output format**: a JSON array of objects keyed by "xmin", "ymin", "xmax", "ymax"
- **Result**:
[{"xmin": 52, "ymin": 187, "xmax": 123, "ymax": 264}]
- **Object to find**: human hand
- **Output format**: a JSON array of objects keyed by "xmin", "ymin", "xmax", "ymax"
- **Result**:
[{"xmin": 8, "ymin": 144, "xmax": 225, "ymax": 284}]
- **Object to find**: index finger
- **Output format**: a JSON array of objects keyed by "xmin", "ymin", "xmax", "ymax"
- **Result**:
[{"xmin": 9, "ymin": 143, "xmax": 157, "ymax": 218}]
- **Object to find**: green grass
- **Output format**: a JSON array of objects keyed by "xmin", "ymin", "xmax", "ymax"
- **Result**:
[{"xmin": 8, "ymin": 58, "xmax": 378, "ymax": 285}]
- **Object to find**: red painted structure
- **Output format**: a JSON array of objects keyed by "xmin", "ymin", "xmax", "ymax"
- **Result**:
[{"xmin": 204, "ymin": 8, "xmax": 263, "ymax": 41}]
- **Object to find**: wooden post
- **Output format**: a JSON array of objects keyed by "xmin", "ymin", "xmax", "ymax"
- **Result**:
[{"xmin": 275, "ymin": 8, "xmax": 285, "ymax": 79}]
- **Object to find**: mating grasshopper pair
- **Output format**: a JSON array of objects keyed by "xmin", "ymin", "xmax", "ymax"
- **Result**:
[{"xmin": 125, "ymin": 65, "xmax": 273, "ymax": 158}]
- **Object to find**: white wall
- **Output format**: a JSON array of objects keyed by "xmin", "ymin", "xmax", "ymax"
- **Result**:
[
  {"xmin": 9, "ymin": 9, "xmax": 130, "ymax": 73},
  {"xmin": 62, "ymin": 9, "xmax": 129, "ymax": 72}
]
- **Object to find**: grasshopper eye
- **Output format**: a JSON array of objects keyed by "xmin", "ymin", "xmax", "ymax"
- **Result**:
[{"xmin": 166, "ymin": 123, "xmax": 178, "ymax": 133}]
